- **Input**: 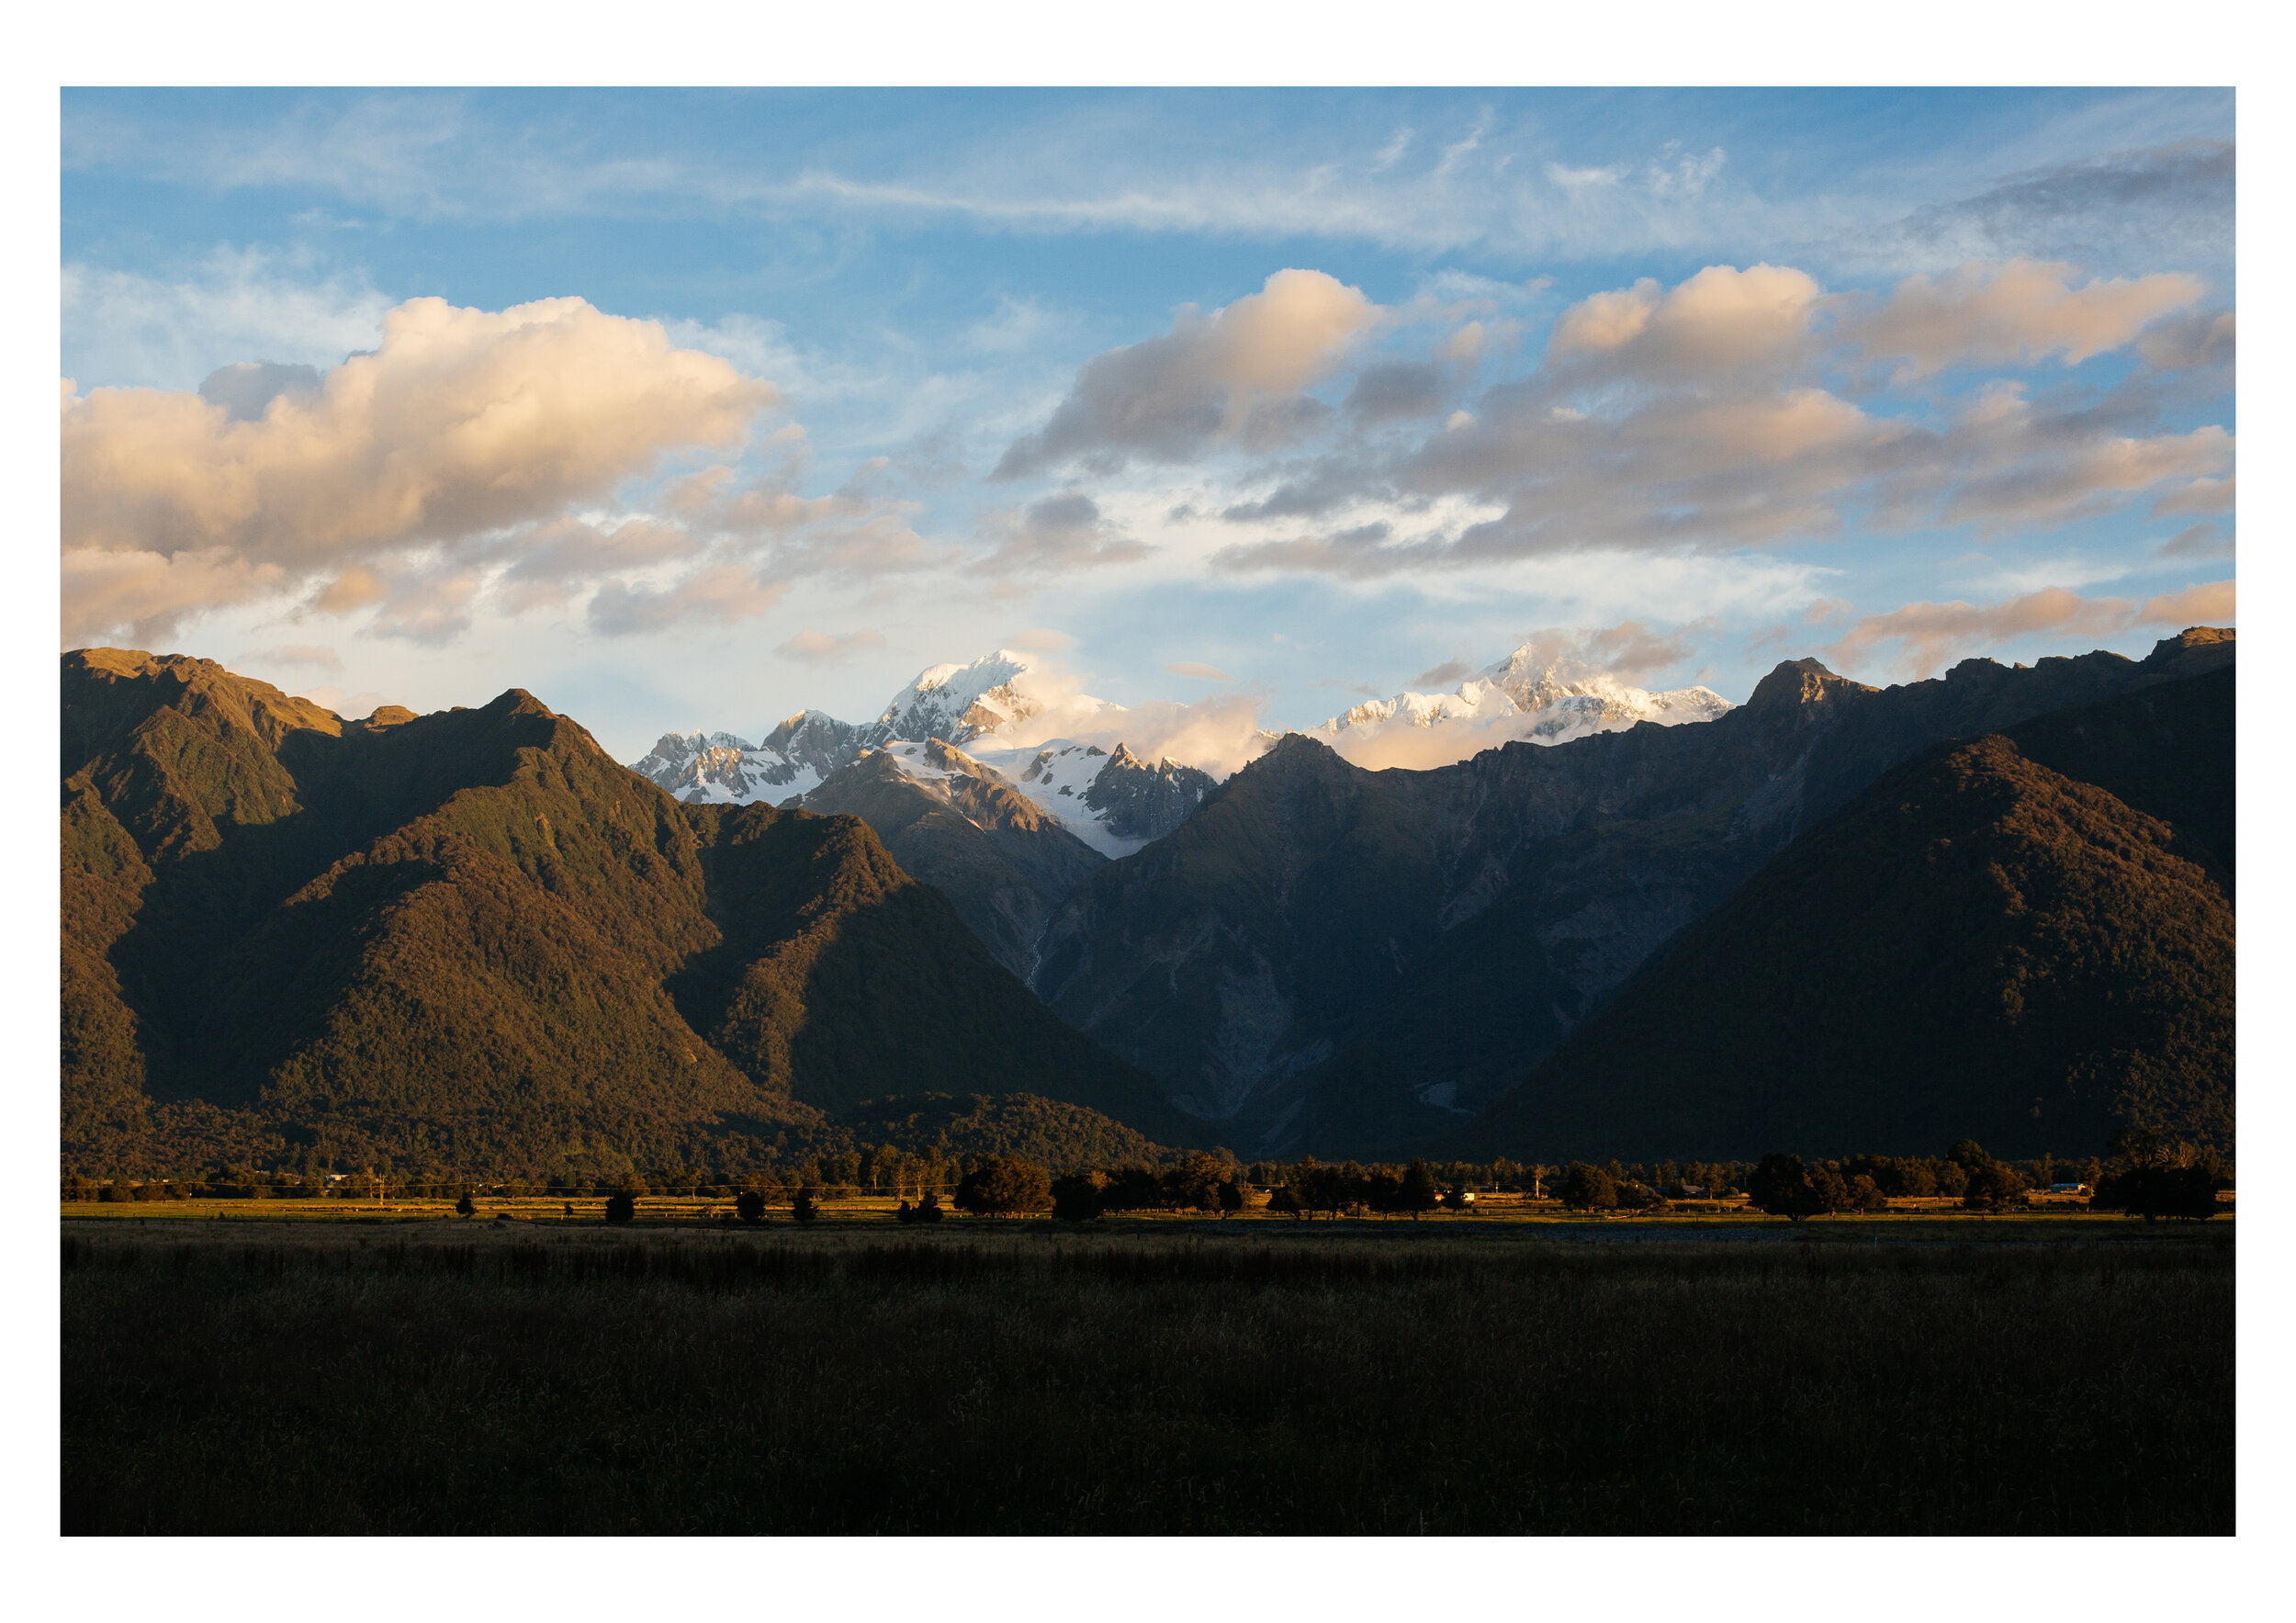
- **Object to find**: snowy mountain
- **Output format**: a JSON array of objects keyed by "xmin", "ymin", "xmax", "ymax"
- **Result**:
[
  {"xmin": 629, "ymin": 709, "xmax": 859, "ymax": 805},
  {"xmin": 1311, "ymin": 643, "xmax": 1733, "ymax": 767},
  {"xmin": 803, "ymin": 738, "xmax": 1107, "ymax": 982},
  {"xmin": 626, "ymin": 649, "xmax": 1204, "ymax": 857},
  {"xmin": 855, "ymin": 651, "xmax": 1068, "ymax": 751}
]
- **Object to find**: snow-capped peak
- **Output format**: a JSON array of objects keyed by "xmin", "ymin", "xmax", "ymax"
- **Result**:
[
  {"xmin": 1310, "ymin": 642, "xmax": 1732, "ymax": 768},
  {"xmin": 859, "ymin": 649, "xmax": 1045, "ymax": 750}
]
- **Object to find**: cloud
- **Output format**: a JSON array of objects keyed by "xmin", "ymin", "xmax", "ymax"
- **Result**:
[
  {"xmin": 1003, "ymin": 627, "xmax": 1078, "ymax": 653},
  {"xmin": 970, "ymin": 492, "xmax": 1151, "ymax": 575},
  {"xmin": 1940, "ymin": 419, "xmax": 2232, "ymax": 529},
  {"xmin": 235, "ymin": 643, "xmax": 342, "ymax": 672},
  {"xmin": 587, "ymin": 566, "xmax": 790, "ymax": 637},
  {"xmin": 993, "ymin": 268, "xmax": 1379, "ymax": 478},
  {"xmin": 1345, "ymin": 361, "xmax": 1450, "ymax": 424},
  {"xmin": 1848, "ymin": 259, "xmax": 2203, "ymax": 377},
  {"xmin": 198, "ymin": 361, "xmax": 321, "ymax": 423},
  {"xmin": 1547, "ymin": 263, "xmax": 1823, "ymax": 376},
  {"xmin": 1505, "ymin": 619, "xmax": 1705, "ymax": 687},
  {"xmin": 1645, "ymin": 145, "xmax": 1727, "ymax": 199},
  {"xmin": 1165, "ymin": 660, "xmax": 1234, "ymax": 682},
  {"xmin": 2137, "ymin": 309, "xmax": 2235, "ymax": 370},
  {"xmin": 61, "ymin": 295, "xmax": 778, "ymax": 644},
  {"xmin": 1823, "ymin": 579, "xmax": 2234, "ymax": 680},
  {"xmin": 2139, "ymin": 579, "xmax": 2234, "ymax": 626},
  {"xmin": 1546, "ymin": 161, "xmax": 1626, "ymax": 192},
  {"xmin": 2158, "ymin": 523, "xmax": 2232, "ymax": 560},
  {"xmin": 1412, "ymin": 658, "xmax": 1476, "ymax": 687},
  {"xmin": 1896, "ymin": 141, "xmax": 2233, "ymax": 269},
  {"xmin": 2151, "ymin": 477, "xmax": 2234, "ymax": 518},
  {"xmin": 62, "ymin": 247, "xmax": 391, "ymax": 390},
  {"xmin": 776, "ymin": 626, "xmax": 887, "ymax": 663}
]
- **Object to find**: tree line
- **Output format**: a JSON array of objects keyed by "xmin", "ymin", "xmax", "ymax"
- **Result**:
[{"xmin": 61, "ymin": 1132, "xmax": 2232, "ymax": 1222}]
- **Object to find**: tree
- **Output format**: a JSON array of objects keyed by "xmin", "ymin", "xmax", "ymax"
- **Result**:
[
  {"xmin": 1165, "ymin": 1152, "xmax": 1234, "ymax": 1213},
  {"xmin": 1051, "ymin": 1173, "xmax": 1107, "ymax": 1223},
  {"xmin": 1746, "ymin": 1154, "xmax": 1836, "ymax": 1222},
  {"xmin": 1614, "ymin": 1178, "xmax": 1667, "ymax": 1212},
  {"xmin": 1848, "ymin": 1174, "xmax": 1889, "ymax": 1213},
  {"xmin": 2090, "ymin": 1134, "xmax": 2226, "ymax": 1222},
  {"xmin": 1961, "ymin": 1162, "xmax": 2031, "ymax": 1212},
  {"xmin": 1560, "ymin": 1162, "xmax": 1618, "ymax": 1211},
  {"xmin": 1266, "ymin": 1185, "xmax": 1306, "ymax": 1221},
  {"xmin": 455, "ymin": 1191, "xmax": 476, "ymax": 1217},
  {"xmin": 1442, "ymin": 1179, "xmax": 1472, "ymax": 1212},
  {"xmin": 912, "ymin": 1190, "xmax": 945, "ymax": 1223},
  {"xmin": 953, "ymin": 1155, "xmax": 1052, "ymax": 1217},
  {"xmin": 603, "ymin": 1191, "xmax": 636, "ymax": 1223},
  {"xmin": 792, "ymin": 1186, "xmax": 821, "ymax": 1223},
  {"xmin": 1400, "ymin": 1160, "xmax": 1441, "ymax": 1219},
  {"xmin": 1216, "ymin": 1179, "xmax": 1245, "ymax": 1219},
  {"xmin": 736, "ymin": 1189, "xmax": 768, "ymax": 1223}
]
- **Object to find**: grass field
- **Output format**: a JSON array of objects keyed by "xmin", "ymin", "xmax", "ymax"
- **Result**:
[{"xmin": 62, "ymin": 1215, "xmax": 2231, "ymax": 1535}]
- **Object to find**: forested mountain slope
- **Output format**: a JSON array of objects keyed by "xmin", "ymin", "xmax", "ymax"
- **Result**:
[
  {"xmin": 61, "ymin": 650, "xmax": 1186, "ymax": 1175},
  {"xmin": 1033, "ymin": 631, "xmax": 2234, "ymax": 1156},
  {"xmin": 1443, "ymin": 667, "xmax": 2234, "ymax": 1162}
]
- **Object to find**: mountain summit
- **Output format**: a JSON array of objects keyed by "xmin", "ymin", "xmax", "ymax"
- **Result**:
[{"xmin": 1312, "ymin": 641, "xmax": 1733, "ymax": 767}]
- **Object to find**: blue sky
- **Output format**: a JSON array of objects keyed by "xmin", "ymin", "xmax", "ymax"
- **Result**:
[{"xmin": 60, "ymin": 87, "xmax": 2234, "ymax": 764}]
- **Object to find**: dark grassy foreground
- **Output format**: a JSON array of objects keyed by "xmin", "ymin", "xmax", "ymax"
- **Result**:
[{"xmin": 62, "ymin": 1223, "xmax": 2233, "ymax": 1535}]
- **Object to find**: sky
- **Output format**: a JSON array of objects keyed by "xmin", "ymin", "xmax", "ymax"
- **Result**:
[{"xmin": 59, "ymin": 87, "xmax": 2236, "ymax": 767}]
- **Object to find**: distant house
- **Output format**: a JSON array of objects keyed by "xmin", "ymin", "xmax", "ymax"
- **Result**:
[{"xmin": 2047, "ymin": 1183, "xmax": 2088, "ymax": 1195}]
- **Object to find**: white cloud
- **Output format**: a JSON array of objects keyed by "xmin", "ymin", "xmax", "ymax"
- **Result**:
[
  {"xmin": 775, "ymin": 626, "xmax": 888, "ymax": 663},
  {"xmin": 62, "ymin": 247, "xmax": 391, "ymax": 391},
  {"xmin": 1849, "ymin": 258, "xmax": 2204, "ymax": 377},
  {"xmin": 1824, "ymin": 579, "xmax": 2234, "ymax": 680},
  {"xmin": 62, "ymin": 295, "xmax": 779, "ymax": 645},
  {"xmin": 994, "ymin": 268, "xmax": 1380, "ymax": 478},
  {"xmin": 1165, "ymin": 660, "xmax": 1234, "ymax": 682}
]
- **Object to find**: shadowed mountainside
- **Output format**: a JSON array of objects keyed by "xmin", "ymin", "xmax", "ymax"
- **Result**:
[
  {"xmin": 1441, "ymin": 668, "xmax": 2234, "ymax": 1163},
  {"xmin": 797, "ymin": 742, "xmax": 1104, "ymax": 983},
  {"xmin": 1033, "ymin": 631, "xmax": 2234, "ymax": 1156}
]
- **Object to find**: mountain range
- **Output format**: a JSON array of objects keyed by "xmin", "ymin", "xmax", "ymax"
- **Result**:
[
  {"xmin": 1442, "ymin": 667, "xmax": 2234, "ymax": 1163},
  {"xmin": 62, "ymin": 648, "xmax": 1191, "ymax": 1178},
  {"xmin": 1030, "ymin": 629, "xmax": 2234, "ymax": 1156},
  {"xmin": 60, "ymin": 627, "xmax": 2235, "ymax": 1176},
  {"xmin": 628, "ymin": 643, "xmax": 1738, "ymax": 979}
]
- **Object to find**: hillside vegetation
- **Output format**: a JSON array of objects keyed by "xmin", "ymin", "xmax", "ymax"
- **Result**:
[
  {"xmin": 1446, "ymin": 670, "xmax": 2234, "ymax": 1163},
  {"xmin": 62, "ymin": 650, "xmax": 1187, "ymax": 1177}
]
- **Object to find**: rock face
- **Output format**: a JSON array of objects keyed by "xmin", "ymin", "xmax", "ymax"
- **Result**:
[
  {"xmin": 631, "ymin": 708, "xmax": 861, "ymax": 805},
  {"xmin": 1081, "ymin": 744, "xmax": 1218, "ymax": 843},
  {"xmin": 1444, "ymin": 666, "xmax": 2234, "ymax": 1163},
  {"xmin": 1032, "ymin": 630, "xmax": 2235, "ymax": 1157},
  {"xmin": 61, "ymin": 649, "xmax": 1188, "ymax": 1176},
  {"xmin": 799, "ymin": 740, "xmax": 1106, "ymax": 982}
]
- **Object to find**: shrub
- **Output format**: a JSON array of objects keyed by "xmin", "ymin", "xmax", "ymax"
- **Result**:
[
  {"xmin": 791, "ymin": 1187, "xmax": 820, "ymax": 1223},
  {"xmin": 455, "ymin": 1193, "xmax": 476, "ymax": 1217},
  {"xmin": 603, "ymin": 1192, "xmax": 636, "ymax": 1223},
  {"xmin": 736, "ymin": 1189, "xmax": 768, "ymax": 1223},
  {"xmin": 912, "ymin": 1191, "xmax": 945, "ymax": 1223}
]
